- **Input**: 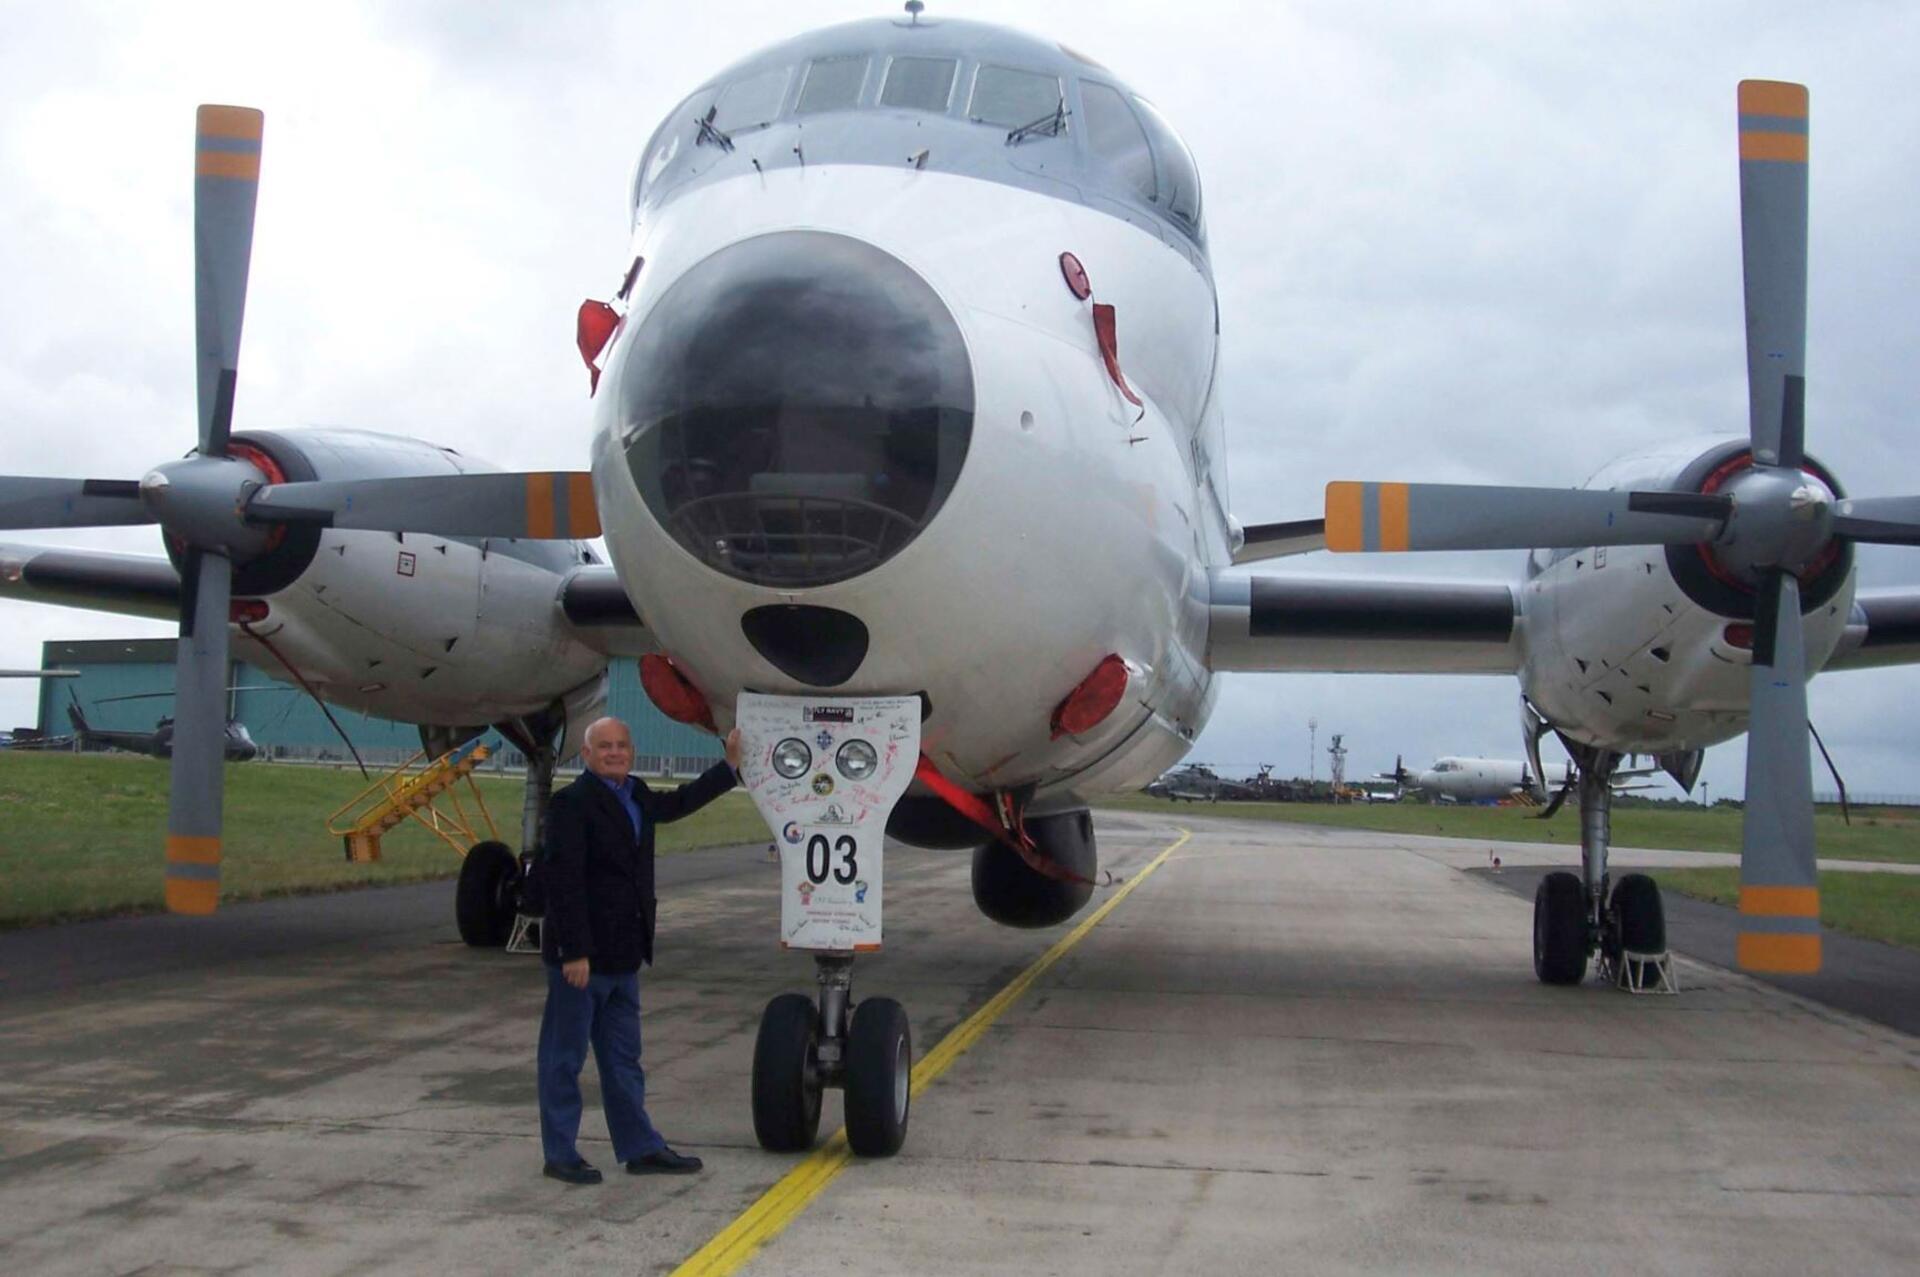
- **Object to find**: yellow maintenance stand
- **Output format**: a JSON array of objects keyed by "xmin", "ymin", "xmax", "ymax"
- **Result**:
[{"xmin": 328, "ymin": 741, "xmax": 500, "ymax": 863}]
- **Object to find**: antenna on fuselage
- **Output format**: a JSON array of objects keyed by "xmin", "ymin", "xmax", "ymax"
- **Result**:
[{"xmin": 905, "ymin": 1, "xmax": 925, "ymax": 24}]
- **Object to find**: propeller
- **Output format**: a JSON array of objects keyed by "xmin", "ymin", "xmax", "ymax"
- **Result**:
[
  {"xmin": 0, "ymin": 107, "xmax": 604, "ymax": 916},
  {"xmin": 159, "ymin": 106, "xmax": 266, "ymax": 914},
  {"xmin": 1322, "ymin": 82, "xmax": 1920, "ymax": 975}
]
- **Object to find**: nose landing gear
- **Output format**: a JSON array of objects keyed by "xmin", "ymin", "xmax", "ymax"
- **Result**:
[{"xmin": 752, "ymin": 954, "xmax": 911, "ymax": 1157}]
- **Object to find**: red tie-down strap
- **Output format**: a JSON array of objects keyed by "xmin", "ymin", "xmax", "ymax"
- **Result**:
[
  {"xmin": 912, "ymin": 754, "xmax": 1102, "ymax": 887},
  {"xmin": 576, "ymin": 300, "xmax": 621, "ymax": 395},
  {"xmin": 1090, "ymin": 302, "xmax": 1142, "ymax": 408}
]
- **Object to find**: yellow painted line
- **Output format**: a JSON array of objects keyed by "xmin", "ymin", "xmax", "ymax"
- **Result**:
[{"xmin": 672, "ymin": 829, "xmax": 1192, "ymax": 1277}]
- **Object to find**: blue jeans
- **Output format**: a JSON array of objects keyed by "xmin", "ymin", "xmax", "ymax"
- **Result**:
[{"xmin": 537, "ymin": 966, "xmax": 667, "ymax": 1165}]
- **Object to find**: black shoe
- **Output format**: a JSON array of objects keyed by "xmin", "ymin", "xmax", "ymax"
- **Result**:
[
  {"xmin": 543, "ymin": 1159, "xmax": 603, "ymax": 1185},
  {"xmin": 627, "ymin": 1146, "xmax": 703, "ymax": 1175}
]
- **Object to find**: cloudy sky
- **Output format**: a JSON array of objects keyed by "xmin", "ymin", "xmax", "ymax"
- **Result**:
[{"xmin": 3, "ymin": 1, "xmax": 1918, "ymax": 800}]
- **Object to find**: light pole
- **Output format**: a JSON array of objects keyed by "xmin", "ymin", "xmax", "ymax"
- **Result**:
[
  {"xmin": 1700, "ymin": 781, "xmax": 1710, "ymax": 810},
  {"xmin": 1308, "ymin": 717, "xmax": 1318, "ymax": 784}
]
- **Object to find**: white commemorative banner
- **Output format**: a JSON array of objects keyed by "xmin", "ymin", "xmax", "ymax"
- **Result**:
[{"xmin": 736, "ymin": 692, "xmax": 922, "ymax": 952}]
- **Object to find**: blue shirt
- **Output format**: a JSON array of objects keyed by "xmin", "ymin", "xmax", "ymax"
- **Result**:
[{"xmin": 595, "ymin": 773, "xmax": 643, "ymax": 841}]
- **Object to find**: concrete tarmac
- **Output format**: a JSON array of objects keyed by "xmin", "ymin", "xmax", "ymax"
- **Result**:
[{"xmin": 0, "ymin": 814, "xmax": 1915, "ymax": 1274}]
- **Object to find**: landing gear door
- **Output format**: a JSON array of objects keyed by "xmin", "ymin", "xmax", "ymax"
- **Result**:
[{"xmin": 736, "ymin": 693, "xmax": 921, "ymax": 953}]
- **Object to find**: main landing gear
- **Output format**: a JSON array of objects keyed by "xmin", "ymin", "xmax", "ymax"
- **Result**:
[
  {"xmin": 454, "ymin": 717, "xmax": 560, "ymax": 952},
  {"xmin": 1532, "ymin": 746, "xmax": 1676, "ymax": 994},
  {"xmin": 753, "ymin": 954, "xmax": 912, "ymax": 1157}
]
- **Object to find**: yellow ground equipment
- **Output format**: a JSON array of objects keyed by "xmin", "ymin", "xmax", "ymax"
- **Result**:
[{"xmin": 327, "ymin": 741, "xmax": 500, "ymax": 863}]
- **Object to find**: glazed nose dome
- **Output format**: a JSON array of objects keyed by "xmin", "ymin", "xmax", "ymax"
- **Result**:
[{"xmin": 618, "ymin": 230, "xmax": 973, "ymax": 588}]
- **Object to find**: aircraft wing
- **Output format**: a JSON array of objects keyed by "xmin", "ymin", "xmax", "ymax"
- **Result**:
[
  {"xmin": 0, "ymin": 542, "xmax": 179, "ymax": 621},
  {"xmin": 1824, "ymin": 589, "xmax": 1920, "ymax": 671},
  {"xmin": 1208, "ymin": 571, "xmax": 1521, "ymax": 674},
  {"xmin": 557, "ymin": 564, "xmax": 658, "ymax": 658}
]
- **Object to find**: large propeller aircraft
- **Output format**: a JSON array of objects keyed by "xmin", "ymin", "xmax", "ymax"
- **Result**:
[{"xmin": 4, "ymin": 11, "xmax": 1918, "ymax": 1158}]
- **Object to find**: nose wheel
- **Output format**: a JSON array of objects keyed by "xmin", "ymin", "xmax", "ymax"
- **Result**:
[{"xmin": 752, "ymin": 955, "xmax": 912, "ymax": 1157}]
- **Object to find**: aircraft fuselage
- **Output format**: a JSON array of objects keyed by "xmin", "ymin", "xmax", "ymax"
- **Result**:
[{"xmin": 590, "ymin": 18, "xmax": 1229, "ymax": 802}]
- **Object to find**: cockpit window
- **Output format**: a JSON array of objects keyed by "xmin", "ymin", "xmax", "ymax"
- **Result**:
[
  {"xmin": 713, "ymin": 68, "xmax": 789, "ymax": 133},
  {"xmin": 968, "ymin": 65, "xmax": 1062, "ymax": 129},
  {"xmin": 1133, "ymin": 96, "xmax": 1202, "ymax": 227},
  {"xmin": 797, "ymin": 55, "xmax": 869, "ymax": 114},
  {"xmin": 1081, "ymin": 82, "xmax": 1155, "ymax": 203},
  {"xmin": 881, "ymin": 56, "xmax": 958, "ymax": 113}
]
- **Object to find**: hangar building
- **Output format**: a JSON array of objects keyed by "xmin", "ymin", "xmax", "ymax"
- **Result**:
[{"xmin": 30, "ymin": 638, "xmax": 724, "ymax": 775}]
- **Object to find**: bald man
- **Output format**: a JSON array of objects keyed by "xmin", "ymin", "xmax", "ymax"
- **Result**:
[{"xmin": 536, "ymin": 715, "xmax": 743, "ymax": 1185}]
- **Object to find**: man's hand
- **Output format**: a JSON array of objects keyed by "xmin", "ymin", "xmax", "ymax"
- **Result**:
[
  {"xmin": 724, "ymin": 726, "xmax": 744, "ymax": 770},
  {"xmin": 563, "ymin": 958, "xmax": 590, "ymax": 989}
]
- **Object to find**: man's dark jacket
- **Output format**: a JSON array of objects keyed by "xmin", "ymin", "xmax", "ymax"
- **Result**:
[{"xmin": 540, "ymin": 762, "xmax": 737, "ymax": 973}]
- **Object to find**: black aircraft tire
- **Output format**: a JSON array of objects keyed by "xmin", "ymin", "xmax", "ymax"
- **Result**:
[
  {"xmin": 844, "ymin": 997, "xmax": 911, "ymax": 1158},
  {"xmin": 752, "ymin": 994, "xmax": 823, "ymax": 1153},
  {"xmin": 455, "ymin": 841, "xmax": 519, "ymax": 948},
  {"xmin": 1533, "ymin": 870, "xmax": 1589, "ymax": 986},
  {"xmin": 1611, "ymin": 873, "xmax": 1667, "ymax": 955}
]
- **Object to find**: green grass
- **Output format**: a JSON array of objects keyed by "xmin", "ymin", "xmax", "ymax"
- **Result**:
[
  {"xmin": 1650, "ymin": 867, "xmax": 1920, "ymax": 952},
  {"xmin": 0, "ymin": 752, "xmax": 773, "ymax": 927},
  {"xmin": 1098, "ymin": 793, "xmax": 1920, "ymax": 865}
]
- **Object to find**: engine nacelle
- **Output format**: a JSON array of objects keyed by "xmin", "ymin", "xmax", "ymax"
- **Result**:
[{"xmin": 971, "ymin": 809, "xmax": 1097, "ymax": 929}]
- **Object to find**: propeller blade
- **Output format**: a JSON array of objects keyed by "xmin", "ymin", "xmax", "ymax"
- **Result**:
[
  {"xmin": 1832, "ymin": 495, "xmax": 1920, "ymax": 546},
  {"xmin": 1737, "ymin": 571, "xmax": 1821, "ymax": 973},
  {"xmin": 164, "ymin": 549, "xmax": 233, "ymax": 915},
  {"xmin": 1324, "ymin": 481, "xmax": 1728, "ymax": 552},
  {"xmin": 194, "ymin": 106, "xmax": 264, "ymax": 458},
  {"xmin": 0, "ymin": 478, "xmax": 153, "ymax": 530},
  {"xmin": 1737, "ymin": 81, "xmax": 1809, "ymax": 468},
  {"xmin": 247, "ymin": 471, "xmax": 600, "ymax": 539}
]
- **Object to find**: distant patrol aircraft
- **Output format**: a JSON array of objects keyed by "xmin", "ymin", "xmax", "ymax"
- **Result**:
[
  {"xmin": 4, "ymin": 9, "xmax": 1918, "ymax": 1159},
  {"xmin": 1380, "ymin": 755, "xmax": 1658, "ymax": 806},
  {"xmin": 1381, "ymin": 755, "xmax": 1572, "ymax": 804}
]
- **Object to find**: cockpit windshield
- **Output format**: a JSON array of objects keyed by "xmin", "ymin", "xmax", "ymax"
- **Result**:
[
  {"xmin": 635, "ymin": 20, "xmax": 1206, "ymax": 249},
  {"xmin": 797, "ymin": 55, "xmax": 868, "ymax": 114},
  {"xmin": 713, "ymin": 68, "xmax": 788, "ymax": 133},
  {"xmin": 969, "ymin": 66, "xmax": 1062, "ymax": 129},
  {"xmin": 881, "ymin": 56, "xmax": 958, "ymax": 112}
]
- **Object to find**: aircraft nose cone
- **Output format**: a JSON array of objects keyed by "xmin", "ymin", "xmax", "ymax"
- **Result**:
[{"xmin": 615, "ymin": 231, "xmax": 974, "ymax": 588}]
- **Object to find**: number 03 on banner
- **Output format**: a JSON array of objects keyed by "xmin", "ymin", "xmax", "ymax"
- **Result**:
[{"xmin": 735, "ymin": 693, "xmax": 923, "ymax": 952}]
